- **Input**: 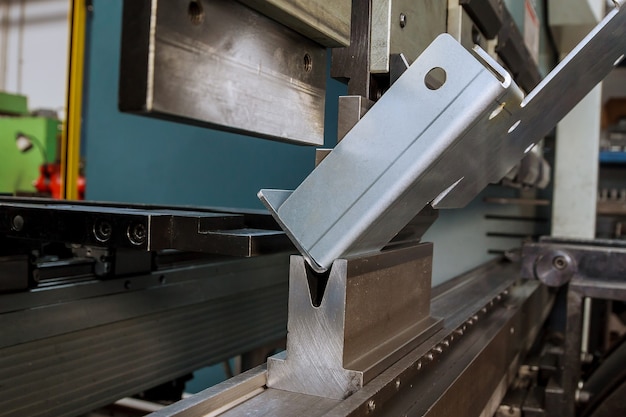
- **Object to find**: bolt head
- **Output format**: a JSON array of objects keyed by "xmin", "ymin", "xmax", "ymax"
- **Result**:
[{"xmin": 399, "ymin": 13, "xmax": 407, "ymax": 28}]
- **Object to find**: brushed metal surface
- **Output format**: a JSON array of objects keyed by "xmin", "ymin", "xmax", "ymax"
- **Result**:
[
  {"xmin": 370, "ymin": 0, "xmax": 447, "ymax": 73},
  {"xmin": 260, "ymin": 4, "xmax": 626, "ymax": 272},
  {"xmin": 266, "ymin": 244, "xmax": 441, "ymax": 399},
  {"xmin": 337, "ymin": 95, "xmax": 374, "ymax": 142},
  {"xmin": 239, "ymin": 0, "xmax": 351, "ymax": 47},
  {"xmin": 119, "ymin": 0, "xmax": 326, "ymax": 145}
]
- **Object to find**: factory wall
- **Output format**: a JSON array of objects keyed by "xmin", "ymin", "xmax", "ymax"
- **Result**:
[{"xmin": 0, "ymin": 0, "xmax": 68, "ymax": 112}]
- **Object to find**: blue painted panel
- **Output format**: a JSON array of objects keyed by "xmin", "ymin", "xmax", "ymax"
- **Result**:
[
  {"xmin": 83, "ymin": 0, "xmax": 345, "ymax": 209},
  {"xmin": 600, "ymin": 151, "xmax": 626, "ymax": 165}
]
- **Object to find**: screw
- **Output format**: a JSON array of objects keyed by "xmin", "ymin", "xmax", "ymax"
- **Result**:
[
  {"xmin": 11, "ymin": 215, "xmax": 24, "ymax": 231},
  {"xmin": 94, "ymin": 219, "xmax": 112, "ymax": 242},
  {"xmin": 188, "ymin": 0, "xmax": 205, "ymax": 25},
  {"xmin": 128, "ymin": 223, "xmax": 147, "ymax": 245},
  {"xmin": 416, "ymin": 361, "xmax": 422, "ymax": 370},
  {"xmin": 553, "ymin": 255, "xmax": 568, "ymax": 270},
  {"xmin": 367, "ymin": 400, "xmax": 376, "ymax": 412},
  {"xmin": 395, "ymin": 379, "xmax": 401, "ymax": 390},
  {"xmin": 399, "ymin": 13, "xmax": 407, "ymax": 28}
]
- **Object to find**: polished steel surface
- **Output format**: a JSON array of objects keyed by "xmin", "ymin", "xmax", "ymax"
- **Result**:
[
  {"xmin": 370, "ymin": 0, "xmax": 447, "ymax": 73},
  {"xmin": 260, "ymin": 34, "xmax": 524, "ymax": 271},
  {"xmin": 239, "ymin": 0, "xmax": 351, "ymax": 47},
  {"xmin": 119, "ymin": 0, "xmax": 326, "ymax": 145},
  {"xmin": 261, "ymin": 5, "xmax": 626, "ymax": 272},
  {"xmin": 267, "ymin": 244, "xmax": 441, "ymax": 399}
]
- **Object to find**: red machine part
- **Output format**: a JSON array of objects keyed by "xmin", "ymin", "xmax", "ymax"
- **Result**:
[{"xmin": 33, "ymin": 163, "xmax": 85, "ymax": 199}]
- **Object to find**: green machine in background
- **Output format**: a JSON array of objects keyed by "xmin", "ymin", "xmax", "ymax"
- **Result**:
[{"xmin": 0, "ymin": 92, "xmax": 60, "ymax": 195}]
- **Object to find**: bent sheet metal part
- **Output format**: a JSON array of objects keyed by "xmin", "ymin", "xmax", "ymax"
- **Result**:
[{"xmin": 259, "ymin": 4, "xmax": 626, "ymax": 272}]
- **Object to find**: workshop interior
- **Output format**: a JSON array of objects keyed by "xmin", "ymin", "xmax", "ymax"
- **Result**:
[{"xmin": 2, "ymin": 0, "xmax": 626, "ymax": 416}]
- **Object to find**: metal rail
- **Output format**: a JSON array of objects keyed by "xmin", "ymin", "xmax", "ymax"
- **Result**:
[{"xmin": 148, "ymin": 259, "xmax": 553, "ymax": 417}]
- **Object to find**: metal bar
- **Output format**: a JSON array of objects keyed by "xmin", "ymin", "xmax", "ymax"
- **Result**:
[
  {"xmin": 149, "ymin": 366, "xmax": 268, "ymax": 417},
  {"xmin": 0, "ymin": 253, "xmax": 290, "ymax": 417},
  {"xmin": 330, "ymin": 0, "xmax": 373, "ymax": 97},
  {"xmin": 60, "ymin": 0, "xmax": 86, "ymax": 200},
  {"xmin": 119, "ymin": 0, "xmax": 327, "ymax": 146},
  {"xmin": 238, "ymin": 0, "xmax": 351, "ymax": 47},
  {"xmin": 0, "ymin": 201, "xmax": 292, "ymax": 256},
  {"xmin": 560, "ymin": 288, "xmax": 584, "ymax": 417}
]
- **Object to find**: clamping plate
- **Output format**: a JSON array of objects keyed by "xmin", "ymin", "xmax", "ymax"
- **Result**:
[{"xmin": 260, "ymin": 3, "xmax": 626, "ymax": 272}]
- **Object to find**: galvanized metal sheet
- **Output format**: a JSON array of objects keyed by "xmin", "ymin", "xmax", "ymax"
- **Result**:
[
  {"xmin": 261, "ymin": 34, "xmax": 523, "ymax": 271},
  {"xmin": 260, "ymin": 4, "xmax": 626, "ymax": 272}
]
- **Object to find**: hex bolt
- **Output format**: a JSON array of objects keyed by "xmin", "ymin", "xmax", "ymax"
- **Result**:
[
  {"xmin": 11, "ymin": 215, "xmax": 24, "ymax": 231},
  {"xmin": 367, "ymin": 400, "xmax": 376, "ymax": 413},
  {"xmin": 399, "ymin": 13, "xmax": 407, "ymax": 28},
  {"xmin": 395, "ymin": 379, "xmax": 401, "ymax": 390}
]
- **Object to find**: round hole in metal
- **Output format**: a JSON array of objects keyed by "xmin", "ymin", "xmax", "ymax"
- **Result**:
[{"xmin": 424, "ymin": 67, "xmax": 446, "ymax": 90}]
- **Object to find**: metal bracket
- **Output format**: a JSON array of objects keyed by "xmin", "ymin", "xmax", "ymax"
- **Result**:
[{"xmin": 260, "ymin": 4, "xmax": 626, "ymax": 272}]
